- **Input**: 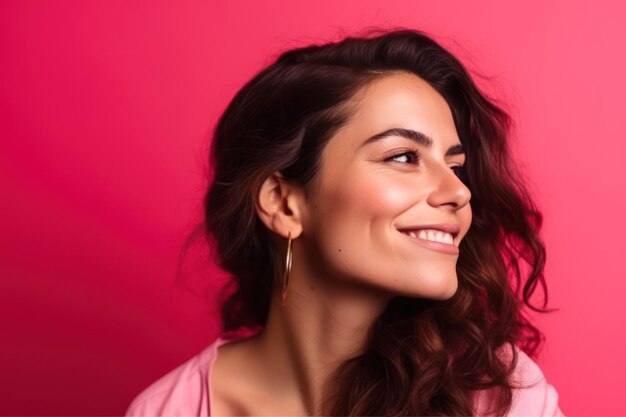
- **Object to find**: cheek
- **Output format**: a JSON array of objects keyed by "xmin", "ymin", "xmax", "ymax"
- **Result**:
[
  {"xmin": 338, "ymin": 172, "xmax": 418, "ymax": 216},
  {"xmin": 311, "ymin": 171, "xmax": 420, "ymax": 248},
  {"xmin": 305, "ymin": 173, "xmax": 410, "ymax": 280}
]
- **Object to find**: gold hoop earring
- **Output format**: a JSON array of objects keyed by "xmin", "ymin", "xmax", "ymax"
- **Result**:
[{"xmin": 281, "ymin": 231, "xmax": 293, "ymax": 306}]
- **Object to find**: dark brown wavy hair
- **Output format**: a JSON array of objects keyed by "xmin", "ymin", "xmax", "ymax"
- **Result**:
[{"xmin": 182, "ymin": 27, "xmax": 557, "ymax": 416}]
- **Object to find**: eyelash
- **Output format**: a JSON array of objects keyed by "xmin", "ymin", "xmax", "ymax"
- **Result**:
[{"xmin": 385, "ymin": 149, "xmax": 466, "ymax": 178}]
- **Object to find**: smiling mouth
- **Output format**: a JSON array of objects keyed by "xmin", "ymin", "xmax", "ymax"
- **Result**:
[
  {"xmin": 405, "ymin": 229, "xmax": 455, "ymax": 245},
  {"xmin": 398, "ymin": 228, "xmax": 460, "ymax": 255}
]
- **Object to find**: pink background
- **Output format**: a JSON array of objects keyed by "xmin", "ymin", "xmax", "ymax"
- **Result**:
[{"xmin": 1, "ymin": 1, "xmax": 623, "ymax": 415}]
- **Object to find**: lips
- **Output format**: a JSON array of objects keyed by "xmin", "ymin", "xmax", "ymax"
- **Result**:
[
  {"xmin": 397, "ymin": 223, "xmax": 461, "ymax": 238},
  {"xmin": 396, "ymin": 223, "xmax": 462, "ymax": 252}
]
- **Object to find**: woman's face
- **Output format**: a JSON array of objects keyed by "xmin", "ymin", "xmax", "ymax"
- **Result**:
[{"xmin": 299, "ymin": 71, "xmax": 472, "ymax": 300}]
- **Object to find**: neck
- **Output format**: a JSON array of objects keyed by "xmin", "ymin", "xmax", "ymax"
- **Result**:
[{"xmin": 254, "ymin": 265, "xmax": 393, "ymax": 415}]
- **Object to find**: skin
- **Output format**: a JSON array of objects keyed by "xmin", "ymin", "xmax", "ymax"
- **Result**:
[{"xmin": 210, "ymin": 71, "xmax": 472, "ymax": 416}]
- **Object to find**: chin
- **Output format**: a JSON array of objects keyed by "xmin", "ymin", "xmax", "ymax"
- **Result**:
[
  {"xmin": 425, "ymin": 273, "xmax": 459, "ymax": 300},
  {"xmin": 438, "ymin": 286, "xmax": 458, "ymax": 300},
  {"xmin": 397, "ymin": 277, "xmax": 458, "ymax": 301}
]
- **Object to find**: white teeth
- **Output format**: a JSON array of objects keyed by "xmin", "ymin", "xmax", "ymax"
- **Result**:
[{"xmin": 410, "ymin": 229, "xmax": 454, "ymax": 244}]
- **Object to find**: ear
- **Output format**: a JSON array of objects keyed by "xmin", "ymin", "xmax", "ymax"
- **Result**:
[{"xmin": 254, "ymin": 171, "xmax": 305, "ymax": 239}]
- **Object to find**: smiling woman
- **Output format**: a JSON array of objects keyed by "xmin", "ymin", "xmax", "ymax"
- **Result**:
[{"xmin": 126, "ymin": 28, "xmax": 564, "ymax": 416}]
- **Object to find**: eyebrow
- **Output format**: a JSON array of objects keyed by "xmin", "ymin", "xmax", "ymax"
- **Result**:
[{"xmin": 361, "ymin": 127, "xmax": 465, "ymax": 156}]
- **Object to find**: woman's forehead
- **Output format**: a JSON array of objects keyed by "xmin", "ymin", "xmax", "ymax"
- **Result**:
[{"xmin": 337, "ymin": 72, "xmax": 460, "ymax": 150}]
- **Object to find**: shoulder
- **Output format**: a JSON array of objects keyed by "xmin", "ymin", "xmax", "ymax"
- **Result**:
[
  {"xmin": 124, "ymin": 340, "xmax": 220, "ymax": 417},
  {"xmin": 475, "ymin": 343, "xmax": 565, "ymax": 416},
  {"xmin": 508, "ymin": 345, "xmax": 564, "ymax": 416}
]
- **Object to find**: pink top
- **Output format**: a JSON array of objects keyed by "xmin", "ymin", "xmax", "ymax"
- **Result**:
[{"xmin": 125, "ymin": 336, "xmax": 565, "ymax": 416}]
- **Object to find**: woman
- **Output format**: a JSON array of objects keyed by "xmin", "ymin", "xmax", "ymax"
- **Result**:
[{"xmin": 126, "ymin": 28, "xmax": 564, "ymax": 416}]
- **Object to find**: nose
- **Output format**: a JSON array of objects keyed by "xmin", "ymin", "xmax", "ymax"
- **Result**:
[{"xmin": 426, "ymin": 164, "xmax": 472, "ymax": 210}]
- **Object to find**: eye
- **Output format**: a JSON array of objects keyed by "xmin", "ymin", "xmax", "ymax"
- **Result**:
[
  {"xmin": 385, "ymin": 150, "xmax": 421, "ymax": 165},
  {"xmin": 451, "ymin": 165, "xmax": 467, "ymax": 180}
]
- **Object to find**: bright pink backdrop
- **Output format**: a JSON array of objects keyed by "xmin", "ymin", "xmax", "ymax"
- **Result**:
[{"xmin": 1, "ymin": 1, "xmax": 624, "ymax": 415}]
